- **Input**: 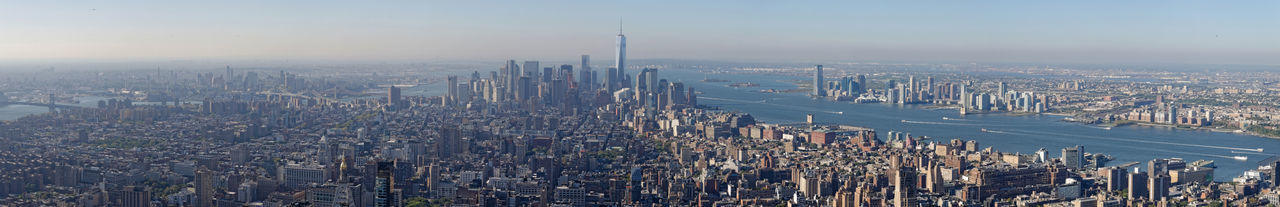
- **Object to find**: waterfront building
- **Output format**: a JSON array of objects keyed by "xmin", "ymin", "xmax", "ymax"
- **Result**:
[{"xmin": 814, "ymin": 65, "xmax": 825, "ymax": 97}]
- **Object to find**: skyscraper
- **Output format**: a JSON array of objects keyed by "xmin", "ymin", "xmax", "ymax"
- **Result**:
[
  {"xmin": 388, "ymin": 86, "xmax": 401, "ymax": 110},
  {"xmin": 977, "ymin": 93, "xmax": 990, "ymax": 111},
  {"xmin": 668, "ymin": 82, "xmax": 685, "ymax": 107},
  {"xmin": 447, "ymin": 75, "xmax": 458, "ymax": 106},
  {"xmin": 517, "ymin": 76, "xmax": 533, "ymax": 101},
  {"xmin": 927, "ymin": 76, "xmax": 934, "ymax": 93},
  {"xmin": 635, "ymin": 70, "xmax": 647, "ymax": 91},
  {"xmin": 622, "ymin": 72, "xmax": 631, "ymax": 89},
  {"xmin": 606, "ymin": 67, "xmax": 618, "ymax": 92},
  {"xmin": 646, "ymin": 68, "xmax": 658, "ymax": 93},
  {"xmin": 506, "ymin": 60, "xmax": 520, "ymax": 96},
  {"xmin": 542, "ymin": 66, "xmax": 554, "ymax": 83},
  {"xmin": 1148, "ymin": 158, "xmax": 1169, "ymax": 176},
  {"xmin": 1062, "ymin": 145, "xmax": 1084, "ymax": 170},
  {"xmin": 813, "ymin": 65, "xmax": 825, "ymax": 97},
  {"xmin": 1149, "ymin": 174, "xmax": 1170, "ymax": 200},
  {"xmin": 892, "ymin": 158, "xmax": 916, "ymax": 206},
  {"xmin": 1128, "ymin": 172, "xmax": 1148, "ymax": 201},
  {"xmin": 375, "ymin": 161, "xmax": 397, "ymax": 207},
  {"xmin": 1272, "ymin": 161, "xmax": 1280, "ymax": 188},
  {"xmin": 196, "ymin": 168, "xmax": 215, "ymax": 207},
  {"xmin": 225, "ymin": 66, "xmax": 234, "ymax": 87},
  {"xmin": 559, "ymin": 64, "xmax": 573, "ymax": 83},
  {"xmin": 118, "ymin": 186, "xmax": 151, "ymax": 207},
  {"xmin": 998, "ymin": 82, "xmax": 1007, "ymax": 96},
  {"xmin": 857, "ymin": 74, "xmax": 866, "ymax": 92},
  {"xmin": 838, "ymin": 76, "xmax": 851, "ymax": 95},
  {"xmin": 908, "ymin": 75, "xmax": 915, "ymax": 101},
  {"xmin": 552, "ymin": 79, "xmax": 567, "ymax": 106},
  {"xmin": 635, "ymin": 72, "xmax": 647, "ymax": 102},
  {"xmin": 1099, "ymin": 167, "xmax": 1127, "ymax": 192},
  {"xmin": 580, "ymin": 55, "xmax": 592, "ymax": 90},
  {"xmin": 243, "ymin": 71, "xmax": 259, "ymax": 91},
  {"xmin": 524, "ymin": 61, "xmax": 540, "ymax": 80},
  {"xmin": 898, "ymin": 84, "xmax": 908, "ymax": 104},
  {"xmin": 615, "ymin": 24, "xmax": 627, "ymax": 88}
]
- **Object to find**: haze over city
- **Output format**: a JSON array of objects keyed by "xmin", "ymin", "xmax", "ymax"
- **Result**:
[{"xmin": 1, "ymin": 1, "xmax": 1277, "ymax": 66}]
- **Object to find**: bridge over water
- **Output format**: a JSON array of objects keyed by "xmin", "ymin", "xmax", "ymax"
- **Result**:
[
  {"xmin": 256, "ymin": 91, "xmax": 339, "ymax": 103},
  {"xmin": 0, "ymin": 101, "xmax": 90, "ymax": 109}
]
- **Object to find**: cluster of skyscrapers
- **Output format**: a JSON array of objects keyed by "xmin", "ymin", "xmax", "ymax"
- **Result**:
[
  {"xmin": 812, "ymin": 65, "xmax": 867, "ymax": 99},
  {"xmin": 808, "ymin": 66, "xmax": 1053, "ymax": 114},
  {"xmin": 437, "ymin": 27, "xmax": 696, "ymax": 118},
  {"xmin": 957, "ymin": 82, "xmax": 1050, "ymax": 114}
]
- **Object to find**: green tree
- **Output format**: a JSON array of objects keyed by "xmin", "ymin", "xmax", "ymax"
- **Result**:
[
  {"xmin": 428, "ymin": 198, "xmax": 453, "ymax": 207},
  {"xmin": 405, "ymin": 197, "xmax": 429, "ymax": 207}
]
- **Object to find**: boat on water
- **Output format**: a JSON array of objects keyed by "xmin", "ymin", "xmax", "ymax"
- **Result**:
[
  {"xmin": 1233, "ymin": 156, "xmax": 1248, "ymax": 161},
  {"xmin": 942, "ymin": 117, "xmax": 951, "ymax": 120},
  {"xmin": 1231, "ymin": 148, "xmax": 1265, "ymax": 153},
  {"xmin": 980, "ymin": 128, "xmax": 989, "ymax": 132}
]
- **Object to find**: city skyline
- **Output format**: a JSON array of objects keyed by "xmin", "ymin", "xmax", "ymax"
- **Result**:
[
  {"xmin": 0, "ymin": 1, "xmax": 1277, "ymax": 66},
  {"xmin": 6, "ymin": 2, "xmax": 1280, "ymax": 206}
]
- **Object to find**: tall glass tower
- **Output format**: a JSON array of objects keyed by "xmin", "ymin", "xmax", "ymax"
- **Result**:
[
  {"xmin": 615, "ymin": 24, "xmax": 627, "ymax": 88},
  {"xmin": 814, "ymin": 65, "xmax": 825, "ymax": 97}
]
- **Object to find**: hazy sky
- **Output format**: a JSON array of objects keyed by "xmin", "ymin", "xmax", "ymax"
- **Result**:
[{"xmin": 1, "ymin": 1, "xmax": 1277, "ymax": 65}]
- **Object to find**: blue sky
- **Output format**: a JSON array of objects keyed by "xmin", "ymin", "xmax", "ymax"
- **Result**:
[{"xmin": 0, "ymin": 1, "xmax": 1276, "ymax": 65}]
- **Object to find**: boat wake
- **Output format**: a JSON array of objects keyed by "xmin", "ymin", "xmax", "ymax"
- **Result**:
[
  {"xmin": 1230, "ymin": 150, "xmax": 1276, "ymax": 156},
  {"xmin": 1126, "ymin": 145, "xmax": 1247, "ymax": 161},
  {"xmin": 1003, "ymin": 128, "xmax": 1264, "ymax": 153},
  {"xmin": 699, "ymin": 96, "xmax": 764, "ymax": 103},
  {"xmin": 902, "ymin": 119, "xmax": 983, "ymax": 126},
  {"xmin": 701, "ymin": 96, "xmax": 848, "ymax": 116},
  {"xmin": 904, "ymin": 119, "xmax": 1041, "ymax": 127}
]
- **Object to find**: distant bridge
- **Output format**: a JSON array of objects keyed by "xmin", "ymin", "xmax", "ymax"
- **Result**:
[
  {"xmin": 0, "ymin": 101, "xmax": 89, "ymax": 109},
  {"xmin": 256, "ymin": 91, "xmax": 339, "ymax": 103}
]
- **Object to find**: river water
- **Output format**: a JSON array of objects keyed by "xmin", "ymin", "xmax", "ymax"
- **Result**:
[
  {"xmin": 0, "ymin": 96, "xmax": 108, "ymax": 121},
  {"xmin": 665, "ymin": 69, "xmax": 1274, "ymax": 181},
  {"xmin": 0, "ymin": 104, "xmax": 49, "ymax": 120}
]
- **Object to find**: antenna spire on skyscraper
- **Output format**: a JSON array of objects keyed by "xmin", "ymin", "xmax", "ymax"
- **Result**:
[{"xmin": 618, "ymin": 17, "xmax": 623, "ymax": 35}]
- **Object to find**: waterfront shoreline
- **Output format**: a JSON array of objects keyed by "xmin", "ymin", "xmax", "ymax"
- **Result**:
[{"xmin": 846, "ymin": 100, "xmax": 1280, "ymax": 142}]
